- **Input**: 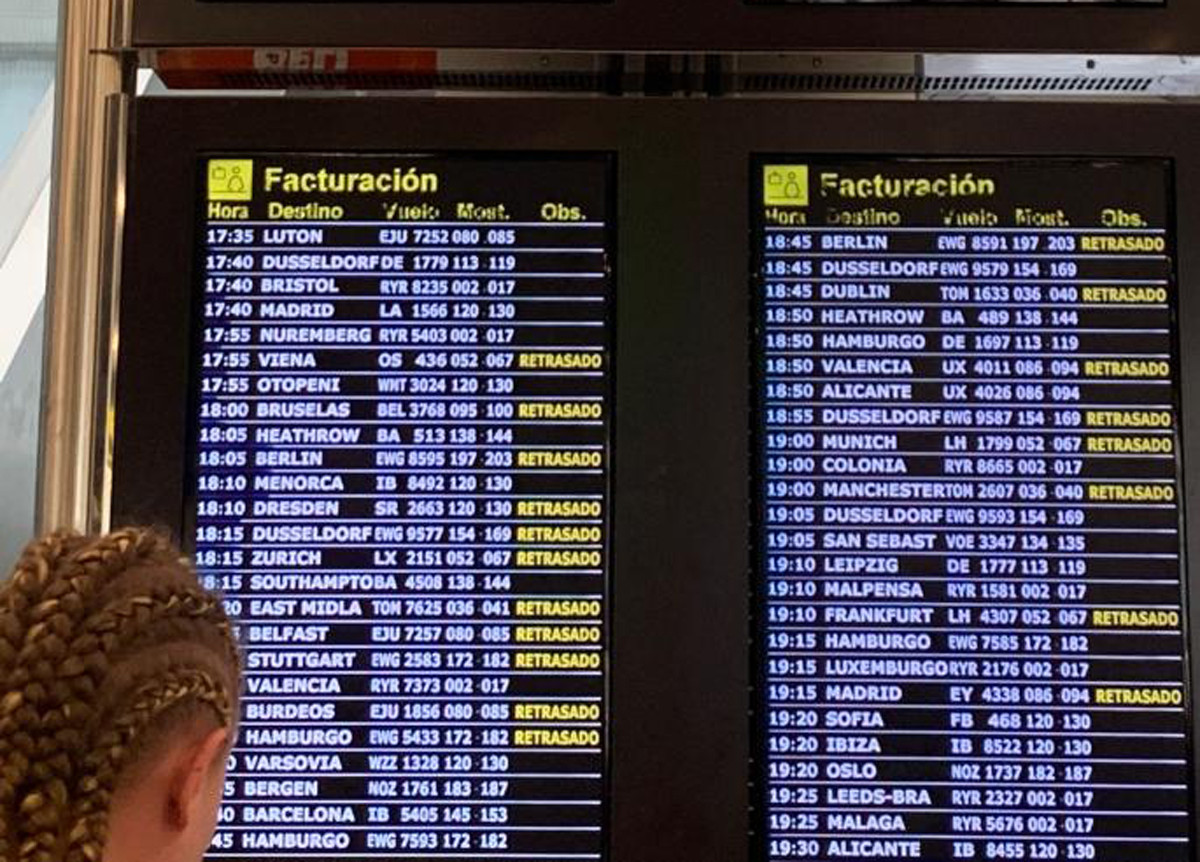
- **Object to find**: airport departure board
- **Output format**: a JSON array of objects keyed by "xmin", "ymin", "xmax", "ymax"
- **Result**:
[
  {"xmin": 753, "ymin": 158, "xmax": 1189, "ymax": 862},
  {"xmin": 192, "ymin": 153, "xmax": 611, "ymax": 860}
]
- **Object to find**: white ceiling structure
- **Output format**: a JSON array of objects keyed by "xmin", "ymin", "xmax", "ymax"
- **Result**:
[{"xmin": 0, "ymin": 0, "xmax": 55, "ymax": 48}]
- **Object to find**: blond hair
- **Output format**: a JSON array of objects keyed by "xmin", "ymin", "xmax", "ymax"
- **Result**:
[{"xmin": 0, "ymin": 528, "xmax": 240, "ymax": 862}]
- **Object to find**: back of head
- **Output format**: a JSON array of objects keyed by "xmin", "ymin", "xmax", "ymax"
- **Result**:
[{"xmin": 0, "ymin": 528, "xmax": 241, "ymax": 862}]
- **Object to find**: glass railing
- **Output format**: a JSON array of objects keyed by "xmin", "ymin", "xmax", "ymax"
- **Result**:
[{"xmin": 0, "ymin": 2, "xmax": 56, "ymax": 569}]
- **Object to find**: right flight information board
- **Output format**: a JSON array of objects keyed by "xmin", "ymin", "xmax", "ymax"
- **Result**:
[{"xmin": 752, "ymin": 157, "xmax": 1190, "ymax": 862}]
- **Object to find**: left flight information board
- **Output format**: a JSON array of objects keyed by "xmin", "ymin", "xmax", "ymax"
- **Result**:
[{"xmin": 192, "ymin": 153, "xmax": 612, "ymax": 860}]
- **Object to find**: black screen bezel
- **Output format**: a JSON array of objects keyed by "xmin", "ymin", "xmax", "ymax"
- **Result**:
[
  {"xmin": 184, "ymin": 149, "xmax": 618, "ymax": 861},
  {"xmin": 114, "ymin": 97, "xmax": 1200, "ymax": 862},
  {"xmin": 115, "ymin": 95, "xmax": 755, "ymax": 862},
  {"xmin": 130, "ymin": 0, "xmax": 1200, "ymax": 54}
]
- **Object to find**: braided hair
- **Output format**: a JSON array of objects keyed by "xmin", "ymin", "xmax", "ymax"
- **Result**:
[{"xmin": 0, "ymin": 528, "xmax": 241, "ymax": 862}]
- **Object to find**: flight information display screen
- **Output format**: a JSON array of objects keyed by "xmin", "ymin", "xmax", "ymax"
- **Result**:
[
  {"xmin": 191, "ymin": 153, "xmax": 611, "ymax": 860},
  {"xmin": 752, "ymin": 157, "xmax": 1189, "ymax": 862}
]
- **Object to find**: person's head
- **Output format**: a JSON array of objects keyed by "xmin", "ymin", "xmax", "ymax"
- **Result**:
[{"xmin": 0, "ymin": 528, "xmax": 241, "ymax": 862}]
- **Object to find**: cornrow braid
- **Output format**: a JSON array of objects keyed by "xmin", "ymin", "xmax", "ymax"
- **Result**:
[
  {"xmin": 60, "ymin": 668, "xmax": 232, "ymax": 862},
  {"xmin": 0, "ymin": 532, "xmax": 87, "ymax": 672},
  {"xmin": 0, "ymin": 528, "xmax": 240, "ymax": 862},
  {"xmin": 0, "ymin": 529, "xmax": 178, "ymax": 847}
]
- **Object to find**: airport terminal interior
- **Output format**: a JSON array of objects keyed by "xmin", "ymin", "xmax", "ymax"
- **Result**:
[{"xmin": 3, "ymin": 0, "xmax": 1200, "ymax": 859}]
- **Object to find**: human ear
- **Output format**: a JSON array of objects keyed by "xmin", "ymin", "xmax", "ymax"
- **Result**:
[{"xmin": 166, "ymin": 727, "xmax": 230, "ymax": 830}]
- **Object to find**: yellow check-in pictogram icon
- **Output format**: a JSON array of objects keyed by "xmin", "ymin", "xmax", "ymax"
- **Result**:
[
  {"xmin": 207, "ymin": 159, "xmax": 254, "ymax": 201},
  {"xmin": 763, "ymin": 165, "xmax": 809, "ymax": 206}
]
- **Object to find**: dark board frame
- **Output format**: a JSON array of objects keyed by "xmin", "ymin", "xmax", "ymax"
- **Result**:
[
  {"xmin": 115, "ymin": 97, "xmax": 1200, "ymax": 862},
  {"xmin": 130, "ymin": 0, "xmax": 1200, "ymax": 54}
]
